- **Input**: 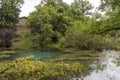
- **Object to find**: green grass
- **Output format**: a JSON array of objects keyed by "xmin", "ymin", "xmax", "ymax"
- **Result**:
[
  {"xmin": 11, "ymin": 26, "xmax": 33, "ymax": 50},
  {"xmin": 0, "ymin": 51, "xmax": 16, "ymax": 59},
  {"xmin": 61, "ymin": 48, "xmax": 100, "ymax": 54},
  {"xmin": 0, "ymin": 54, "xmax": 10, "ymax": 58},
  {"xmin": 0, "ymin": 51, "xmax": 16, "ymax": 54},
  {"xmin": 12, "ymin": 36, "xmax": 32, "ymax": 49}
]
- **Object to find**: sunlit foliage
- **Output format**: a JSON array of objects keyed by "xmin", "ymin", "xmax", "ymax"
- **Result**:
[{"xmin": 0, "ymin": 56, "xmax": 83, "ymax": 80}]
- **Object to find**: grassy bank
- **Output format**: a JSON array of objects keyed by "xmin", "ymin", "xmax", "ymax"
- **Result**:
[{"xmin": 0, "ymin": 50, "xmax": 17, "ymax": 59}]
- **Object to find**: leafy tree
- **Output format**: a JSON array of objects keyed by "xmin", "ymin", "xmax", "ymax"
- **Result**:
[
  {"xmin": 29, "ymin": 6, "xmax": 55, "ymax": 49},
  {"xmin": 71, "ymin": 0, "xmax": 93, "ymax": 15},
  {"xmin": 67, "ymin": 7, "xmax": 84, "ymax": 20},
  {"xmin": 99, "ymin": 0, "xmax": 120, "ymax": 11},
  {"xmin": 29, "ymin": 5, "xmax": 72, "ymax": 49},
  {"xmin": 40, "ymin": 0, "xmax": 63, "ymax": 6},
  {"xmin": 40, "ymin": 0, "xmax": 69, "ymax": 12},
  {"xmin": 29, "ymin": 6, "xmax": 56, "ymax": 33},
  {"xmin": 0, "ymin": 0, "xmax": 24, "ymax": 48},
  {"xmin": 33, "ymin": 24, "xmax": 54, "ymax": 49},
  {"xmin": 52, "ymin": 13, "xmax": 72, "ymax": 35},
  {"xmin": 0, "ymin": 0, "xmax": 24, "ymax": 28},
  {"xmin": 40, "ymin": 0, "xmax": 64, "ymax": 8},
  {"xmin": 98, "ymin": 0, "xmax": 120, "ymax": 33},
  {"xmin": 28, "ymin": 0, "xmax": 116, "ymax": 50}
]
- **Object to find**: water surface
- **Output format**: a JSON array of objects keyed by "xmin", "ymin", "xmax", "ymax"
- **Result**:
[
  {"xmin": 0, "ymin": 50, "xmax": 60, "ymax": 60},
  {"xmin": 72, "ymin": 50, "xmax": 120, "ymax": 80}
]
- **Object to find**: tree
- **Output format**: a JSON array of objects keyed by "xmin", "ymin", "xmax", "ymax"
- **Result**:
[
  {"xmin": 0, "ymin": 0, "xmax": 24, "ymax": 48},
  {"xmin": 99, "ymin": 0, "xmax": 120, "ymax": 11},
  {"xmin": 52, "ymin": 13, "xmax": 72, "ymax": 35},
  {"xmin": 40, "ymin": 0, "xmax": 69, "ymax": 13},
  {"xmin": 33, "ymin": 24, "xmax": 53, "ymax": 49},
  {"xmin": 29, "ymin": 6, "xmax": 55, "ymax": 32},
  {"xmin": 29, "ymin": 6, "xmax": 55, "ymax": 49},
  {"xmin": 39, "ymin": 0, "xmax": 72, "ymax": 35},
  {"xmin": 71, "ymin": 0, "xmax": 93, "ymax": 15},
  {"xmin": 40, "ymin": 0, "xmax": 63, "ymax": 7},
  {"xmin": 98, "ymin": 0, "xmax": 120, "ymax": 33},
  {"xmin": 67, "ymin": 7, "xmax": 84, "ymax": 20},
  {"xmin": 0, "ymin": 0, "xmax": 24, "ymax": 28}
]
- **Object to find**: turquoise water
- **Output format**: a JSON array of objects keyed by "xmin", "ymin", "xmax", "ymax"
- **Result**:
[{"xmin": 3, "ymin": 50, "xmax": 60, "ymax": 60}]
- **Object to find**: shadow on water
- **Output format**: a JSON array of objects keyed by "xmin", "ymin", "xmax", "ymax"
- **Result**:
[{"xmin": 71, "ymin": 50, "xmax": 120, "ymax": 80}]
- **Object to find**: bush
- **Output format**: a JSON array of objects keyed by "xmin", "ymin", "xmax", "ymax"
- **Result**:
[
  {"xmin": 0, "ymin": 56, "xmax": 83, "ymax": 80},
  {"xmin": 62, "ymin": 22, "xmax": 115, "ymax": 51}
]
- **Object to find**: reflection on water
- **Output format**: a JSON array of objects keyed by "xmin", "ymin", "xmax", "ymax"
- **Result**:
[{"xmin": 72, "ymin": 50, "xmax": 120, "ymax": 80}]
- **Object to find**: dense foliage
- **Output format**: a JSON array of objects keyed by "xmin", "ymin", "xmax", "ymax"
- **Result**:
[
  {"xmin": 0, "ymin": 0, "xmax": 119, "ymax": 50},
  {"xmin": 63, "ymin": 22, "xmax": 113, "ymax": 50},
  {"xmin": 99, "ymin": 0, "xmax": 120, "ymax": 32},
  {"xmin": 28, "ymin": 0, "xmax": 118, "ymax": 50},
  {"xmin": 0, "ymin": 56, "xmax": 83, "ymax": 80},
  {"xmin": 71, "ymin": 0, "xmax": 93, "ymax": 15},
  {"xmin": 0, "ymin": 0, "xmax": 24, "ymax": 48}
]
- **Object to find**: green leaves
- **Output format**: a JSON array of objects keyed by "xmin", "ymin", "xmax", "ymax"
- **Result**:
[
  {"xmin": 28, "ymin": 0, "xmax": 118, "ymax": 50},
  {"xmin": 28, "ymin": 5, "xmax": 72, "ymax": 49},
  {"xmin": 71, "ymin": 0, "xmax": 93, "ymax": 15},
  {"xmin": 99, "ymin": 0, "xmax": 120, "ymax": 11},
  {"xmin": 28, "ymin": 6, "xmax": 56, "ymax": 49},
  {"xmin": 0, "ymin": 0, "xmax": 24, "ymax": 48},
  {"xmin": 99, "ymin": 0, "xmax": 120, "ymax": 32},
  {"xmin": 0, "ymin": 56, "xmax": 83, "ymax": 80},
  {"xmin": 0, "ymin": 0, "xmax": 24, "ymax": 28},
  {"xmin": 29, "ymin": 6, "xmax": 56, "ymax": 29},
  {"xmin": 33, "ymin": 24, "xmax": 53, "ymax": 49}
]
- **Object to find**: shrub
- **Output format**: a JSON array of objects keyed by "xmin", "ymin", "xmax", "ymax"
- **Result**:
[
  {"xmin": 63, "ymin": 22, "xmax": 115, "ymax": 51},
  {"xmin": 0, "ymin": 56, "xmax": 83, "ymax": 80}
]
